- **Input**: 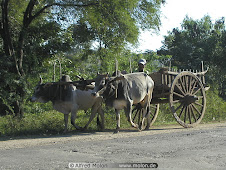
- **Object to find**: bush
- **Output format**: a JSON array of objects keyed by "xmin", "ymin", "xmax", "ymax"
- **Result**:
[
  {"xmin": 0, "ymin": 111, "xmax": 66, "ymax": 136},
  {"xmin": 154, "ymin": 103, "xmax": 177, "ymax": 125},
  {"xmin": 203, "ymin": 89, "xmax": 226, "ymax": 122}
]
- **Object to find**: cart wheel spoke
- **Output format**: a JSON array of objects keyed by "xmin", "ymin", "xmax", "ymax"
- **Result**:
[
  {"xmin": 173, "ymin": 92, "xmax": 184, "ymax": 98},
  {"xmin": 188, "ymin": 78, "xmax": 195, "ymax": 93},
  {"xmin": 190, "ymin": 80, "xmax": 197, "ymax": 94},
  {"xmin": 178, "ymin": 105, "xmax": 185, "ymax": 118},
  {"xmin": 132, "ymin": 109, "xmax": 138, "ymax": 122},
  {"xmin": 150, "ymin": 105, "xmax": 156, "ymax": 109},
  {"xmin": 179, "ymin": 78, "xmax": 187, "ymax": 94},
  {"xmin": 170, "ymin": 71, "xmax": 206, "ymax": 128},
  {"xmin": 184, "ymin": 106, "xmax": 188, "ymax": 123},
  {"xmin": 172, "ymin": 99, "xmax": 180, "ymax": 104},
  {"xmin": 184, "ymin": 75, "xmax": 189, "ymax": 93},
  {"xmin": 193, "ymin": 87, "xmax": 201, "ymax": 95},
  {"xmin": 194, "ymin": 101, "xmax": 203, "ymax": 107},
  {"xmin": 190, "ymin": 105, "xmax": 197, "ymax": 121},
  {"xmin": 132, "ymin": 103, "xmax": 159, "ymax": 131},
  {"xmin": 188, "ymin": 106, "xmax": 192, "ymax": 124},
  {"xmin": 175, "ymin": 103, "xmax": 184, "ymax": 113},
  {"xmin": 138, "ymin": 110, "xmax": 141, "ymax": 126},
  {"xmin": 150, "ymin": 111, "xmax": 155, "ymax": 117},
  {"xmin": 191, "ymin": 103, "xmax": 202, "ymax": 117},
  {"xmin": 175, "ymin": 84, "xmax": 186, "ymax": 96},
  {"xmin": 188, "ymin": 76, "xmax": 192, "ymax": 94}
]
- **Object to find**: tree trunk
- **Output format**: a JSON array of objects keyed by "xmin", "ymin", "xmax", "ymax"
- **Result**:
[
  {"xmin": 0, "ymin": 0, "xmax": 24, "ymax": 117},
  {"xmin": 0, "ymin": 0, "xmax": 100, "ymax": 116}
]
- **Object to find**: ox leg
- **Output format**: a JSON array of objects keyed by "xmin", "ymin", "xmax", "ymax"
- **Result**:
[
  {"xmin": 140, "ymin": 96, "xmax": 148, "ymax": 130},
  {"xmin": 141, "ymin": 92, "xmax": 153, "ymax": 130},
  {"xmin": 83, "ymin": 108, "xmax": 98, "ymax": 131},
  {"xmin": 125, "ymin": 102, "xmax": 138, "ymax": 129},
  {"xmin": 114, "ymin": 109, "xmax": 120, "ymax": 134},
  {"xmin": 83, "ymin": 98, "xmax": 104, "ymax": 131},
  {"xmin": 71, "ymin": 107, "xmax": 81, "ymax": 130},
  {"xmin": 64, "ymin": 114, "xmax": 69, "ymax": 133},
  {"xmin": 97, "ymin": 107, "xmax": 105, "ymax": 130},
  {"xmin": 96, "ymin": 97, "xmax": 105, "ymax": 130},
  {"xmin": 140, "ymin": 107, "xmax": 149, "ymax": 130}
]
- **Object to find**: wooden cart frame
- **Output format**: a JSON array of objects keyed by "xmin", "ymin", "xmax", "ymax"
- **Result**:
[{"xmin": 133, "ymin": 62, "xmax": 209, "ymax": 130}]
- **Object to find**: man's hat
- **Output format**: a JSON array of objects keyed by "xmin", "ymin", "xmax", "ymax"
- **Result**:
[{"xmin": 138, "ymin": 59, "xmax": 146, "ymax": 65}]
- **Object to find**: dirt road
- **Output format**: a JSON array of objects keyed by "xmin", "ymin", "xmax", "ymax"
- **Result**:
[{"xmin": 1, "ymin": 122, "xmax": 226, "ymax": 169}]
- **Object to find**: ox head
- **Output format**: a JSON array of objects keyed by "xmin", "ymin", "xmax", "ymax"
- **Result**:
[
  {"xmin": 30, "ymin": 77, "xmax": 52, "ymax": 103},
  {"xmin": 91, "ymin": 73, "xmax": 109, "ymax": 97},
  {"xmin": 92, "ymin": 73, "xmax": 125, "ymax": 98}
]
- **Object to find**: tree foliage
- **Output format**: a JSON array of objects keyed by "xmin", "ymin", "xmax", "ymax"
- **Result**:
[
  {"xmin": 158, "ymin": 15, "xmax": 226, "ymax": 98},
  {"xmin": 0, "ymin": 0, "xmax": 164, "ymax": 116},
  {"xmin": 71, "ymin": 0, "xmax": 164, "ymax": 70}
]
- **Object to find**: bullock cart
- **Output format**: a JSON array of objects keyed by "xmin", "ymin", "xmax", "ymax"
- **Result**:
[{"xmin": 133, "ymin": 62, "xmax": 209, "ymax": 130}]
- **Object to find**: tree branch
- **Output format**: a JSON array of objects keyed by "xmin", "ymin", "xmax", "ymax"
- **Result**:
[
  {"xmin": 23, "ymin": 0, "xmax": 36, "ymax": 27},
  {"xmin": 32, "ymin": 2, "xmax": 99, "ymax": 21},
  {"xmin": 17, "ymin": 0, "xmax": 99, "ymax": 76},
  {"xmin": 1, "ymin": 0, "xmax": 21, "ymax": 75}
]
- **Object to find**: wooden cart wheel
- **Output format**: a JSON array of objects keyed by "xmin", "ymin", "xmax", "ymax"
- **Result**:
[
  {"xmin": 132, "ymin": 103, "xmax": 159, "ymax": 130},
  {"xmin": 169, "ymin": 71, "xmax": 206, "ymax": 128}
]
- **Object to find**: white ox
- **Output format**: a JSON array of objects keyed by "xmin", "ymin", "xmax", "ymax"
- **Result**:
[
  {"xmin": 92, "ymin": 72, "xmax": 154, "ymax": 133},
  {"xmin": 30, "ymin": 76, "xmax": 104, "ymax": 132}
]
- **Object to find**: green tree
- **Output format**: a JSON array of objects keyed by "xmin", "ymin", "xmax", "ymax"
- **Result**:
[
  {"xmin": 158, "ymin": 15, "xmax": 226, "ymax": 97},
  {"xmin": 0, "ymin": 0, "xmax": 97, "ymax": 116},
  {"xmin": 72, "ymin": 0, "xmax": 164, "ymax": 71},
  {"xmin": 0, "ymin": 0, "xmax": 165, "ymax": 116}
]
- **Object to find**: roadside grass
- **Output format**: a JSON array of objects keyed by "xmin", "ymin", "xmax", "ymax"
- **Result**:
[
  {"xmin": 0, "ymin": 90, "xmax": 226, "ymax": 137},
  {"xmin": 0, "ymin": 108, "xmax": 131, "ymax": 137}
]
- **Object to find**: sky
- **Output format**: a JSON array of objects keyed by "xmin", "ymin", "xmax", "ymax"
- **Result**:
[{"xmin": 136, "ymin": 0, "xmax": 226, "ymax": 53}]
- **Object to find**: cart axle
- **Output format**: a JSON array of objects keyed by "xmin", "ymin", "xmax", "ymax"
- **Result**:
[{"xmin": 183, "ymin": 94, "xmax": 198, "ymax": 105}]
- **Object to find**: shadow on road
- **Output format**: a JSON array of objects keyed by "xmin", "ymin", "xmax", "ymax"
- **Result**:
[
  {"xmin": 0, "ymin": 124, "xmax": 184, "ymax": 142},
  {"xmin": 0, "ymin": 129, "xmax": 98, "ymax": 142}
]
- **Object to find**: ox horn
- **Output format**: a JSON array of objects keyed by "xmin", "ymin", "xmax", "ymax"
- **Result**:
[{"xmin": 39, "ymin": 75, "xmax": 43, "ymax": 84}]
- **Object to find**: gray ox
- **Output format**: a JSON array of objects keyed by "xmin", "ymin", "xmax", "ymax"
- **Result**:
[
  {"xmin": 92, "ymin": 72, "xmax": 154, "ymax": 133},
  {"xmin": 30, "ymin": 76, "xmax": 104, "ymax": 132}
]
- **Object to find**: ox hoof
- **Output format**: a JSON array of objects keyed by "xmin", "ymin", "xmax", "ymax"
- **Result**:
[
  {"xmin": 75, "ymin": 126, "xmax": 82, "ymax": 130},
  {"xmin": 81, "ymin": 127, "xmax": 87, "ymax": 131},
  {"xmin": 138, "ymin": 124, "xmax": 144, "ymax": 131},
  {"xmin": 113, "ymin": 129, "xmax": 119, "ymax": 134},
  {"xmin": 97, "ymin": 124, "xmax": 105, "ymax": 131},
  {"xmin": 137, "ymin": 128, "xmax": 142, "ymax": 132}
]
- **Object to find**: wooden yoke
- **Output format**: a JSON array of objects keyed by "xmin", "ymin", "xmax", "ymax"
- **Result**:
[{"xmin": 45, "ymin": 79, "xmax": 95, "ymax": 90}]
